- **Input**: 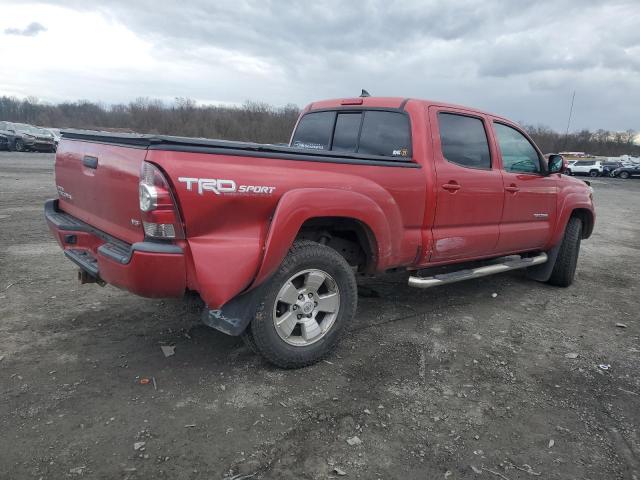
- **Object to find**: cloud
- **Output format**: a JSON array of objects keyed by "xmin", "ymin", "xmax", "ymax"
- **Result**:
[
  {"xmin": 1, "ymin": 0, "xmax": 639, "ymax": 131},
  {"xmin": 4, "ymin": 21, "xmax": 47, "ymax": 37}
]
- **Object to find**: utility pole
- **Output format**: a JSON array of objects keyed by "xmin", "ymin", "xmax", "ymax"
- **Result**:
[{"xmin": 563, "ymin": 91, "xmax": 576, "ymax": 150}]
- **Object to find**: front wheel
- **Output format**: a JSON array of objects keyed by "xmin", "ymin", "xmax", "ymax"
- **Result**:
[
  {"xmin": 589, "ymin": 170, "xmax": 599, "ymax": 177},
  {"xmin": 547, "ymin": 217, "xmax": 582, "ymax": 287},
  {"xmin": 13, "ymin": 139, "xmax": 24, "ymax": 152},
  {"xmin": 565, "ymin": 169, "xmax": 572, "ymax": 176},
  {"xmin": 247, "ymin": 240, "xmax": 357, "ymax": 368},
  {"xmin": 619, "ymin": 171, "xmax": 630, "ymax": 179}
]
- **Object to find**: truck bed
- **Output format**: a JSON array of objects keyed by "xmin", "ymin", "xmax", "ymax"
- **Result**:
[{"xmin": 61, "ymin": 130, "xmax": 419, "ymax": 168}]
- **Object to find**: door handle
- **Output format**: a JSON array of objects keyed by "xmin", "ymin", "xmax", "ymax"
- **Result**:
[
  {"xmin": 83, "ymin": 155, "xmax": 98, "ymax": 169},
  {"xmin": 442, "ymin": 183, "xmax": 461, "ymax": 192},
  {"xmin": 505, "ymin": 185, "xmax": 519, "ymax": 193}
]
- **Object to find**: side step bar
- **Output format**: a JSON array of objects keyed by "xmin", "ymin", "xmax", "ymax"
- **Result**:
[{"xmin": 408, "ymin": 253, "xmax": 548, "ymax": 289}]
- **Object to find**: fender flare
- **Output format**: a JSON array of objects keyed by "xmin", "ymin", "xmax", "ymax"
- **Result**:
[
  {"xmin": 251, "ymin": 188, "xmax": 394, "ymax": 288},
  {"xmin": 549, "ymin": 195, "xmax": 594, "ymax": 248}
]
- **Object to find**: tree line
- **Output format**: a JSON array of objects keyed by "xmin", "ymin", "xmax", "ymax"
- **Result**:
[
  {"xmin": 0, "ymin": 96, "xmax": 300, "ymax": 144},
  {"xmin": 522, "ymin": 124, "xmax": 639, "ymax": 157},
  {"xmin": 1, "ymin": 95, "xmax": 638, "ymax": 156}
]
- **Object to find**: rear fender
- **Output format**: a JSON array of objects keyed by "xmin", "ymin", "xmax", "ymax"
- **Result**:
[{"xmin": 251, "ymin": 188, "xmax": 394, "ymax": 287}]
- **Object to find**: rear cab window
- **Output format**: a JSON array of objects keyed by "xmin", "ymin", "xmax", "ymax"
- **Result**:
[{"xmin": 291, "ymin": 109, "xmax": 412, "ymax": 160}]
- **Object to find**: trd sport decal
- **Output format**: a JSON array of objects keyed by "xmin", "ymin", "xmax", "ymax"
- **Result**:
[{"xmin": 178, "ymin": 177, "xmax": 276, "ymax": 195}]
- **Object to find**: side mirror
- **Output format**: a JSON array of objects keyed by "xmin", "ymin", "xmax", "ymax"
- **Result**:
[{"xmin": 548, "ymin": 154, "xmax": 566, "ymax": 174}]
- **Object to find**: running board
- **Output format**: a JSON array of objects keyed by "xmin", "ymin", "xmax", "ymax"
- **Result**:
[{"xmin": 408, "ymin": 253, "xmax": 548, "ymax": 289}]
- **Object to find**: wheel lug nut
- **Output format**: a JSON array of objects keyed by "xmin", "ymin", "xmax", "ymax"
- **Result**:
[
  {"xmin": 308, "ymin": 293, "xmax": 313, "ymax": 298},
  {"xmin": 297, "ymin": 314, "xmax": 302, "ymax": 319},
  {"xmin": 298, "ymin": 294, "xmax": 304, "ymax": 300},
  {"xmin": 292, "ymin": 305, "xmax": 298, "ymax": 310}
]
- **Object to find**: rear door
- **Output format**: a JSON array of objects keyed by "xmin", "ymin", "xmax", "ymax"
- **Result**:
[
  {"xmin": 428, "ymin": 107, "xmax": 504, "ymax": 261},
  {"xmin": 491, "ymin": 121, "xmax": 557, "ymax": 252}
]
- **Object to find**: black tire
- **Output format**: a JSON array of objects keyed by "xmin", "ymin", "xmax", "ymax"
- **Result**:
[
  {"xmin": 547, "ymin": 217, "xmax": 582, "ymax": 287},
  {"xmin": 589, "ymin": 170, "xmax": 599, "ymax": 177},
  {"xmin": 565, "ymin": 169, "xmax": 572, "ymax": 176},
  {"xmin": 14, "ymin": 139, "xmax": 24, "ymax": 152},
  {"xmin": 247, "ymin": 240, "xmax": 357, "ymax": 369},
  {"xmin": 619, "ymin": 171, "xmax": 630, "ymax": 179}
]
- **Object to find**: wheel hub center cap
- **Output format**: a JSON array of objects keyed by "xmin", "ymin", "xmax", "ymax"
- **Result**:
[{"xmin": 301, "ymin": 301, "xmax": 314, "ymax": 314}]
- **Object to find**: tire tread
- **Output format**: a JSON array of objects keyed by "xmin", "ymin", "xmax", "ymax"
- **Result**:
[{"xmin": 547, "ymin": 217, "xmax": 582, "ymax": 287}]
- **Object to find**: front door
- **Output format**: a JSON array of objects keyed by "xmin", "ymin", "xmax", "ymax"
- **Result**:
[
  {"xmin": 491, "ymin": 121, "xmax": 557, "ymax": 252},
  {"xmin": 428, "ymin": 108, "xmax": 505, "ymax": 262}
]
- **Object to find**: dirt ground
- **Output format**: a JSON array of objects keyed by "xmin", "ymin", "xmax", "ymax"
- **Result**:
[{"xmin": 1, "ymin": 151, "xmax": 639, "ymax": 480}]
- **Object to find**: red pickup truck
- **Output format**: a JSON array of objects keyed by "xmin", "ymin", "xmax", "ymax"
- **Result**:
[{"xmin": 46, "ymin": 96, "xmax": 595, "ymax": 368}]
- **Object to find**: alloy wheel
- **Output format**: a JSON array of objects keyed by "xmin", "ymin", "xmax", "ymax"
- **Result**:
[{"xmin": 272, "ymin": 268, "xmax": 340, "ymax": 346}]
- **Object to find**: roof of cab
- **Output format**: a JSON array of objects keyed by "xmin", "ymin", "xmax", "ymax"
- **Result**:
[{"xmin": 306, "ymin": 96, "xmax": 511, "ymax": 123}]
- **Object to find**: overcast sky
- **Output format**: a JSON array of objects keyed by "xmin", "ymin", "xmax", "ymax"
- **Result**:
[{"xmin": 1, "ymin": 0, "xmax": 639, "ymax": 132}]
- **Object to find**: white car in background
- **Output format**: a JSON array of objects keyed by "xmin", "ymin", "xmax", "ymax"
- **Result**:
[{"xmin": 565, "ymin": 160, "xmax": 603, "ymax": 177}]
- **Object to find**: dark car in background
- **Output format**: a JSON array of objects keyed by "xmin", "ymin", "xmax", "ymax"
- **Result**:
[
  {"xmin": 612, "ymin": 165, "xmax": 640, "ymax": 179},
  {"xmin": 0, "ymin": 131, "xmax": 9, "ymax": 150},
  {"xmin": 602, "ymin": 161, "xmax": 623, "ymax": 177},
  {"xmin": 0, "ymin": 121, "xmax": 56, "ymax": 152}
]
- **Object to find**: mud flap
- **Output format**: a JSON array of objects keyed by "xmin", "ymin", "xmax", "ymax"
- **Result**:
[
  {"xmin": 526, "ymin": 242, "xmax": 562, "ymax": 282},
  {"xmin": 201, "ymin": 281, "xmax": 269, "ymax": 336}
]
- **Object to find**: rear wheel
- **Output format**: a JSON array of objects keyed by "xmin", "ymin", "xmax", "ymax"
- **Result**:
[
  {"xmin": 619, "ymin": 171, "xmax": 630, "ymax": 179},
  {"xmin": 247, "ymin": 240, "xmax": 357, "ymax": 368},
  {"xmin": 547, "ymin": 217, "xmax": 582, "ymax": 287}
]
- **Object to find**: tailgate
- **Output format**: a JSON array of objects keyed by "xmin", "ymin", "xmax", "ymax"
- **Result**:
[{"xmin": 54, "ymin": 139, "xmax": 146, "ymax": 244}]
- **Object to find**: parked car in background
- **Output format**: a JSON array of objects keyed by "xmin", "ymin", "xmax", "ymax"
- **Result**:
[
  {"xmin": 612, "ymin": 165, "xmax": 640, "ymax": 179},
  {"xmin": 565, "ymin": 160, "xmax": 603, "ymax": 177},
  {"xmin": 0, "ymin": 131, "xmax": 9, "ymax": 150},
  {"xmin": 0, "ymin": 122, "xmax": 56, "ymax": 152},
  {"xmin": 602, "ymin": 161, "xmax": 623, "ymax": 177},
  {"xmin": 42, "ymin": 128, "xmax": 62, "ymax": 150}
]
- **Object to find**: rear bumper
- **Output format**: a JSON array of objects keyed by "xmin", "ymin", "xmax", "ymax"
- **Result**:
[{"xmin": 45, "ymin": 199, "xmax": 186, "ymax": 298}]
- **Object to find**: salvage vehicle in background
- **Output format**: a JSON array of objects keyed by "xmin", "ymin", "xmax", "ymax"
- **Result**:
[
  {"xmin": 45, "ymin": 95, "xmax": 595, "ymax": 368},
  {"xmin": 602, "ymin": 161, "xmax": 624, "ymax": 177},
  {"xmin": 566, "ymin": 159, "xmax": 604, "ymax": 177},
  {"xmin": 565, "ymin": 159, "xmax": 603, "ymax": 177},
  {"xmin": 0, "ymin": 131, "xmax": 9, "ymax": 150},
  {"xmin": 612, "ymin": 165, "xmax": 640, "ymax": 179},
  {"xmin": 42, "ymin": 128, "xmax": 62, "ymax": 150},
  {"xmin": 0, "ymin": 121, "xmax": 56, "ymax": 152}
]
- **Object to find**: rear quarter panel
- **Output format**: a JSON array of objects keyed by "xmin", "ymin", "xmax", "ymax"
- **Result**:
[{"xmin": 147, "ymin": 150, "xmax": 427, "ymax": 308}]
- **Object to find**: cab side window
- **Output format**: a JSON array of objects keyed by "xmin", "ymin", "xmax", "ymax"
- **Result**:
[
  {"xmin": 438, "ymin": 113, "xmax": 491, "ymax": 169},
  {"xmin": 494, "ymin": 123, "xmax": 541, "ymax": 174}
]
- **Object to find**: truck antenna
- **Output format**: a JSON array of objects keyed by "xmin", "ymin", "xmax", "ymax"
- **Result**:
[{"xmin": 360, "ymin": 89, "xmax": 371, "ymax": 98}]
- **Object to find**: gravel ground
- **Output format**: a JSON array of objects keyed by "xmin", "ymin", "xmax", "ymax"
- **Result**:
[{"xmin": 1, "ymin": 151, "xmax": 639, "ymax": 480}]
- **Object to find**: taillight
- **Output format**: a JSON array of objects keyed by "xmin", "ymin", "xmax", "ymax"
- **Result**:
[{"xmin": 138, "ymin": 162, "xmax": 185, "ymax": 239}]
